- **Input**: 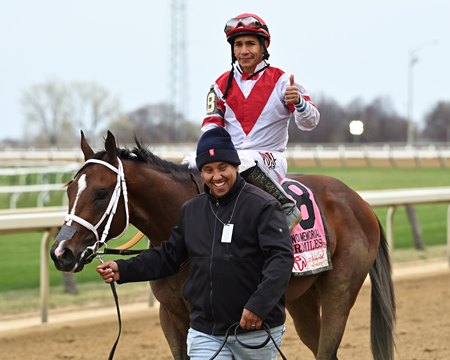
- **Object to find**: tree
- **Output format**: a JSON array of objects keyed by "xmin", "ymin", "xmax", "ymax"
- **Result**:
[
  {"xmin": 422, "ymin": 101, "xmax": 450, "ymax": 142},
  {"xmin": 107, "ymin": 102, "xmax": 199, "ymax": 144},
  {"xmin": 289, "ymin": 95, "xmax": 348, "ymax": 143},
  {"xmin": 288, "ymin": 95, "xmax": 409, "ymax": 144},
  {"xmin": 21, "ymin": 80, "xmax": 121, "ymax": 147},
  {"xmin": 70, "ymin": 82, "xmax": 121, "ymax": 143},
  {"xmin": 353, "ymin": 97, "xmax": 408, "ymax": 143},
  {"xmin": 21, "ymin": 80, "xmax": 74, "ymax": 146}
]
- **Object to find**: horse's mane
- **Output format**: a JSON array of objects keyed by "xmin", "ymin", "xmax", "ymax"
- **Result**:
[{"xmin": 91, "ymin": 138, "xmax": 196, "ymax": 181}]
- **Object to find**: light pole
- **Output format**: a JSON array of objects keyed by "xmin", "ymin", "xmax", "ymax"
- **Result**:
[
  {"xmin": 406, "ymin": 40, "xmax": 437, "ymax": 144},
  {"xmin": 406, "ymin": 51, "xmax": 418, "ymax": 145}
]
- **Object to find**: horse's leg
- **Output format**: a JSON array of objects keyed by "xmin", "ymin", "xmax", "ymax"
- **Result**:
[
  {"xmin": 150, "ymin": 272, "xmax": 190, "ymax": 360},
  {"xmin": 314, "ymin": 246, "xmax": 375, "ymax": 360},
  {"xmin": 315, "ymin": 279, "xmax": 354, "ymax": 359},
  {"xmin": 158, "ymin": 304, "xmax": 190, "ymax": 360},
  {"xmin": 286, "ymin": 285, "xmax": 321, "ymax": 357}
]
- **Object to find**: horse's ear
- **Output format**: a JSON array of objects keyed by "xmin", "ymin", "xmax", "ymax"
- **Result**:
[
  {"xmin": 80, "ymin": 130, "xmax": 95, "ymax": 161},
  {"xmin": 105, "ymin": 130, "xmax": 118, "ymax": 164}
]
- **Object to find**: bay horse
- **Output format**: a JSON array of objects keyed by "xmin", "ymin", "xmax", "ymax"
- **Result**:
[{"xmin": 50, "ymin": 131, "xmax": 395, "ymax": 360}]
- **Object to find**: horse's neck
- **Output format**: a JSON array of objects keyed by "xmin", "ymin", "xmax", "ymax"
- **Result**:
[{"xmin": 127, "ymin": 163, "xmax": 201, "ymax": 245}]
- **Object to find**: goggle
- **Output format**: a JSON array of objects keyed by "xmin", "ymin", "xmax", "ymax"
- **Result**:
[{"xmin": 224, "ymin": 16, "xmax": 263, "ymax": 33}]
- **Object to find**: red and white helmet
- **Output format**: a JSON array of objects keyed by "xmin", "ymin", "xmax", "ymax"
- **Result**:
[{"xmin": 224, "ymin": 13, "xmax": 271, "ymax": 46}]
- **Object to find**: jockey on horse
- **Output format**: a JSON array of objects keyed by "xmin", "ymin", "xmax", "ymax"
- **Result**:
[{"xmin": 183, "ymin": 13, "xmax": 320, "ymax": 230}]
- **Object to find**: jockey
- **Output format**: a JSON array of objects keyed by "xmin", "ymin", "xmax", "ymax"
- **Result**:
[{"xmin": 184, "ymin": 13, "xmax": 320, "ymax": 230}]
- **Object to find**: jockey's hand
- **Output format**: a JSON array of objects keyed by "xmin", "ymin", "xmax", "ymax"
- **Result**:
[
  {"xmin": 284, "ymin": 74, "xmax": 301, "ymax": 105},
  {"xmin": 240, "ymin": 308, "xmax": 263, "ymax": 330},
  {"xmin": 96, "ymin": 261, "xmax": 120, "ymax": 283}
]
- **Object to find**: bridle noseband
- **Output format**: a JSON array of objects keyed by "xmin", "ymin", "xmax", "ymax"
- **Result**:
[{"xmin": 63, "ymin": 157, "xmax": 130, "ymax": 262}]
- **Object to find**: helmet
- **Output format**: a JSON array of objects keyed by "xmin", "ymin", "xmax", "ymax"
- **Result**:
[{"xmin": 224, "ymin": 13, "xmax": 270, "ymax": 46}]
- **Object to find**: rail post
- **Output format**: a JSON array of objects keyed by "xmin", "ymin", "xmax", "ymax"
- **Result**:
[
  {"xmin": 386, "ymin": 206, "xmax": 397, "ymax": 251},
  {"xmin": 40, "ymin": 228, "xmax": 58, "ymax": 323},
  {"xmin": 447, "ymin": 205, "xmax": 450, "ymax": 267}
]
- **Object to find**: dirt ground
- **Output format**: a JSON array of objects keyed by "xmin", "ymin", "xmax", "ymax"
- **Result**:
[{"xmin": 1, "ymin": 265, "xmax": 449, "ymax": 360}]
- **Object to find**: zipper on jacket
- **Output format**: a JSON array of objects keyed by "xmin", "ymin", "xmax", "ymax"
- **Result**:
[{"xmin": 209, "ymin": 202, "xmax": 219, "ymax": 334}]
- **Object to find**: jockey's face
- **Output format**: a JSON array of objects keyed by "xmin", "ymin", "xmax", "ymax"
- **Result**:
[
  {"xmin": 201, "ymin": 161, "xmax": 239, "ymax": 198},
  {"xmin": 233, "ymin": 35, "xmax": 266, "ymax": 74}
]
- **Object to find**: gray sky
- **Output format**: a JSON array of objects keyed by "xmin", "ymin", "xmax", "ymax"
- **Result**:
[{"xmin": 1, "ymin": 0, "xmax": 449, "ymax": 140}]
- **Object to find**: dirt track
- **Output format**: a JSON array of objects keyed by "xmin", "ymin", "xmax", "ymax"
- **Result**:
[{"xmin": 1, "ymin": 265, "xmax": 449, "ymax": 360}]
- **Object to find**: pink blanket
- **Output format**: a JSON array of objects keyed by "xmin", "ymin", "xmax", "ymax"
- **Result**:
[{"xmin": 281, "ymin": 178, "xmax": 332, "ymax": 276}]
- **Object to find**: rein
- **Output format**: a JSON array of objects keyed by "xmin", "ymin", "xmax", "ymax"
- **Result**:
[
  {"xmin": 98, "ymin": 231, "xmax": 147, "ymax": 256},
  {"xmin": 209, "ymin": 322, "xmax": 288, "ymax": 360}
]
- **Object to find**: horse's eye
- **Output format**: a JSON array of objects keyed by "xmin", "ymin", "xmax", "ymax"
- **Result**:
[{"xmin": 95, "ymin": 189, "xmax": 109, "ymax": 202}]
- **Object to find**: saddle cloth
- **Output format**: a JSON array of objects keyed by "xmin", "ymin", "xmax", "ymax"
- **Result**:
[{"xmin": 281, "ymin": 178, "xmax": 333, "ymax": 276}]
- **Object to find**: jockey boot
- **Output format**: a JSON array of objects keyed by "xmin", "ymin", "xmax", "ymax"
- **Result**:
[{"xmin": 241, "ymin": 164, "xmax": 301, "ymax": 231}]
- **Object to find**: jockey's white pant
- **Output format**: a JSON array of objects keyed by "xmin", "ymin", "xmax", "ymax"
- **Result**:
[{"xmin": 182, "ymin": 150, "xmax": 288, "ymax": 184}]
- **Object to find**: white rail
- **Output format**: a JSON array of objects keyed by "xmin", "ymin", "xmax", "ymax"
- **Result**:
[
  {"xmin": 0, "ymin": 184, "xmax": 67, "ymax": 208},
  {"xmin": 359, "ymin": 187, "xmax": 450, "ymax": 207},
  {"xmin": 0, "ymin": 144, "xmax": 449, "ymax": 166},
  {"xmin": 0, "ymin": 163, "xmax": 79, "ymax": 185},
  {"xmin": 0, "ymin": 187, "xmax": 449, "ymax": 324},
  {"xmin": 357, "ymin": 187, "xmax": 450, "ymax": 256},
  {"xmin": 0, "ymin": 164, "xmax": 76, "ymax": 208},
  {"xmin": 0, "ymin": 207, "xmax": 66, "ymax": 323},
  {"xmin": 0, "ymin": 163, "xmax": 79, "ymax": 176}
]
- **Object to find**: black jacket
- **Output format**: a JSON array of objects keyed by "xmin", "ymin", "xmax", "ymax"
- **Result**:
[{"xmin": 116, "ymin": 175, "xmax": 293, "ymax": 336}]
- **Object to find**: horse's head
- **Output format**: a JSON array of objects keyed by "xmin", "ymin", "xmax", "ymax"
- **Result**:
[{"xmin": 50, "ymin": 130, "xmax": 129, "ymax": 272}]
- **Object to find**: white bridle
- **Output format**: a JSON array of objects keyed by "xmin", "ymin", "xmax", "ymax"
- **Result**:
[{"xmin": 64, "ymin": 158, "xmax": 130, "ymax": 258}]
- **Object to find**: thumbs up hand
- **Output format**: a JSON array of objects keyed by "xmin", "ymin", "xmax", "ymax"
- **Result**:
[{"xmin": 284, "ymin": 74, "xmax": 301, "ymax": 105}]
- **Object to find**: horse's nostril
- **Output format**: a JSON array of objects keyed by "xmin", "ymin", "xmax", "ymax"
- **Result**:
[
  {"xmin": 50, "ymin": 245, "xmax": 77, "ymax": 272},
  {"xmin": 60, "ymin": 248, "xmax": 76, "ymax": 265}
]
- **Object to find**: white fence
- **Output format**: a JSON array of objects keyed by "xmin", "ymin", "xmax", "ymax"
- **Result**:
[
  {"xmin": 0, "ymin": 207, "xmax": 65, "ymax": 323},
  {"xmin": 1, "ymin": 144, "xmax": 449, "ymax": 166},
  {"xmin": 0, "ymin": 163, "xmax": 79, "ymax": 182},
  {"xmin": 0, "ymin": 187, "xmax": 449, "ymax": 324},
  {"xmin": 0, "ymin": 164, "xmax": 76, "ymax": 208},
  {"xmin": 359, "ymin": 187, "xmax": 450, "ymax": 254},
  {"xmin": 0, "ymin": 184, "xmax": 67, "ymax": 208},
  {"xmin": 287, "ymin": 144, "xmax": 450, "ymax": 167}
]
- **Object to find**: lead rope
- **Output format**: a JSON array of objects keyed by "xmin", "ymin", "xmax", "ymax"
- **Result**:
[
  {"xmin": 107, "ymin": 281, "xmax": 121, "ymax": 360},
  {"xmin": 209, "ymin": 322, "xmax": 288, "ymax": 360},
  {"xmin": 98, "ymin": 256, "xmax": 122, "ymax": 360}
]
